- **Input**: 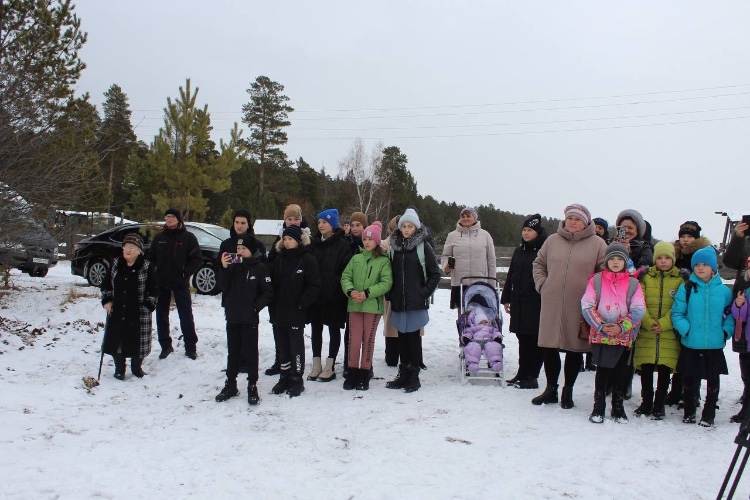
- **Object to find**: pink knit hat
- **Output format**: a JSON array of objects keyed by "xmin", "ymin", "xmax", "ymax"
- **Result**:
[
  {"xmin": 363, "ymin": 221, "xmax": 383, "ymax": 246},
  {"xmin": 564, "ymin": 203, "xmax": 591, "ymax": 225}
]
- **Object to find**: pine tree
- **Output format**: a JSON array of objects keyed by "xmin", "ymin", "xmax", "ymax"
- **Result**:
[{"xmin": 377, "ymin": 146, "xmax": 417, "ymax": 222}]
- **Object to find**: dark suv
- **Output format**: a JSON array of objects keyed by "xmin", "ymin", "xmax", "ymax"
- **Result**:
[
  {"xmin": 71, "ymin": 222, "xmax": 230, "ymax": 294},
  {"xmin": 0, "ymin": 191, "xmax": 58, "ymax": 277}
]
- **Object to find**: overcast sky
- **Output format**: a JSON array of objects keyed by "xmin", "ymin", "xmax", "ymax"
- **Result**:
[{"xmin": 73, "ymin": 1, "xmax": 748, "ymax": 244}]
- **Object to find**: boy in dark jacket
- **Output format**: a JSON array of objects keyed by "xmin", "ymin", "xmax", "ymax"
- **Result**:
[
  {"xmin": 215, "ymin": 236, "xmax": 273, "ymax": 405},
  {"xmin": 269, "ymin": 225, "xmax": 321, "ymax": 397}
]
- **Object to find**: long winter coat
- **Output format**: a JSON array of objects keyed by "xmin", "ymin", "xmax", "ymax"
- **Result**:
[
  {"xmin": 269, "ymin": 237, "xmax": 321, "ymax": 327},
  {"xmin": 101, "ymin": 255, "xmax": 158, "ymax": 359},
  {"xmin": 441, "ymin": 221, "xmax": 497, "ymax": 287},
  {"xmin": 217, "ymin": 255, "xmax": 273, "ymax": 326},
  {"xmin": 307, "ymin": 228, "xmax": 352, "ymax": 326},
  {"xmin": 388, "ymin": 228, "xmax": 441, "ymax": 313},
  {"xmin": 632, "ymin": 265, "xmax": 684, "ymax": 370},
  {"xmin": 673, "ymin": 236, "xmax": 712, "ymax": 274},
  {"xmin": 341, "ymin": 249, "xmax": 393, "ymax": 315},
  {"xmin": 581, "ymin": 270, "xmax": 646, "ymax": 348},
  {"xmin": 147, "ymin": 224, "xmax": 202, "ymax": 288},
  {"xmin": 671, "ymin": 274, "xmax": 734, "ymax": 350},
  {"xmin": 533, "ymin": 220, "xmax": 607, "ymax": 352},
  {"xmin": 500, "ymin": 229, "xmax": 547, "ymax": 335}
]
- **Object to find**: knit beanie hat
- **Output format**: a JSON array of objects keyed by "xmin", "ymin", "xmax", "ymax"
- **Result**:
[
  {"xmin": 122, "ymin": 232, "xmax": 144, "ymax": 252},
  {"xmin": 363, "ymin": 221, "xmax": 383, "ymax": 246},
  {"xmin": 691, "ymin": 246, "xmax": 717, "ymax": 273},
  {"xmin": 616, "ymin": 209, "xmax": 646, "ymax": 239},
  {"xmin": 283, "ymin": 204, "xmax": 302, "ymax": 220},
  {"xmin": 165, "ymin": 208, "xmax": 182, "ymax": 221},
  {"xmin": 460, "ymin": 206, "xmax": 479, "ymax": 221},
  {"xmin": 653, "ymin": 241, "xmax": 675, "ymax": 262},
  {"xmin": 679, "ymin": 221, "xmax": 702, "ymax": 239},
  {"xmin": 564, "ymin": 204, "xmax": 591, "ymax": 225},
  {"xmin": 522, "ymin": 213, "xmax": 542, "ymax": 234},
  {"xmin": 317, "ymin": 208, "xmax": 339, "ymax": 229},
  {"xmin": 350, "ymin": 211, "xmax": 368, "ymax": 227},
  {"xmin": 593, "ymin": 218, "xmax": 609, "ymax": 232},
  {"xmin": 399, "ymin": 208, "xmax": 422, "ymax": 229},
  {"xmin": 473, "ymin": 308, "xmax": 488, "ymax": 325},
  {"xmin": 282, "ymin": 225, "xmax": 303, "ymax": 244},
  {"xmin": 232, "ymin": 209, "xmax": 252, "ymax": 223},
  {"xmin": 605, "ymin": 242, "xmax": 630, "ymax": 270}
]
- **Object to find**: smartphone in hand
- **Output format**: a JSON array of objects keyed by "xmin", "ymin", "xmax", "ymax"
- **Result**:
[
  {"xmin": 448, "ymin": 256, "xmax": 456, "ymax": 269},
  {"xmin": 226, "ymin": 253, "xmax": 243, "ymax": 264}
]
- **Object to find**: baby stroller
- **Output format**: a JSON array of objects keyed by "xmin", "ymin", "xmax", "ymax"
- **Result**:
[{"xmin": 457, "ymin": 277, "xmax": 504, "ymax": 384}]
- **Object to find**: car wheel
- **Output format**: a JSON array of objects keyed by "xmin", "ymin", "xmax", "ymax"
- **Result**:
[
  {"xmin": 193, "ymin": 263, "xmax": 218, "ymax": 295},
  {"xmin": 29, "ymin": 267, "xmax": 49, "ymax": 277},
  {"xmin": 87, "ymin": 259, "xmax": 108, "ymax": 287}
]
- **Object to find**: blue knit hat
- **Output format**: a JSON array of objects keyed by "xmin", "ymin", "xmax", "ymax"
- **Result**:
[
  {"xmin": 593, "ymin": 218, "xmax": 609, "ymax": 232},
  {"xmin": 317, "ymin": 208, "xmax": 339, "ymax": 229},
  {"xmin": 691, "ymin": 246, "xmax": 717, "ymax": 273}
]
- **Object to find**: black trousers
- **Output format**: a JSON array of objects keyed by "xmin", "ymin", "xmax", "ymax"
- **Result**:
[
  {"xmin": 517, "ymin": 333, "xmax": 543, "ymax": 379},
  {"xmin": 311, "ymin": 322, "xmax": 341, "ymax": 359},
  {"xmin": 595, "ymin": 350, "xmax": 630, "ymax": 393},
  {"xmin": 639, "ymin": 363, "xmax": 671, "ymax": 395},
  {"xmin": 274, "ymin": 324, "xmax": 305, "ymax": 375},
  {"xmin": 155, "ymin": 285, "xmax": 198, "ymax": 351},
  {"xmin": 543, "ymin": 348, "xmax": 582, "ymax": 388},
  {"xmin": 226, "ymin": 323, "xmax": 258, "ymax": 383},
  {"xmin": 398, "ymin": 330, "xmax": 422, "ymax": 367}
]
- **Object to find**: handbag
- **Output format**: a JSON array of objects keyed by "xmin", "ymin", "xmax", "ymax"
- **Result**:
[{"xmin": 578, "ymin": 316, "xmax": 591, "ymax": 340}]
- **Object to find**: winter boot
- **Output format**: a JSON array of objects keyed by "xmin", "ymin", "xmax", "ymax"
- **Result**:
[
  {"xmin": 560, "ymin": 386, "xmax": 575, "ymax": 409},
  {"xmin": 682, "ymin": 392, "xmax": 697, "ymax": 424},
  {"xmin": 318, "ymin": 357, "xmax": 336, "ymax": 382},
  {"xmin": 611, "ymin": 391, "xmax": 628, "ymax": 423},
  {"xmin": 665, "ymin": 373, "xmax": 682, "ymax": 406},
  {"xmin": 247, "ymin": 383, "xmax": 260, "ymax": 405},
  {"xmin": 731, "ymin": 385, "xmax": 750, "ymax": 423},
  {"xmin": 403, "ymin": 365, "xmax": 421, "ymax": 393},
  {"xmin": 589, "ymin": 390, "xmax": 606, "ymax": 423},
  {"xmin": 343, "ymin": 368, "xmax": 357, "ymax": 390},
  {"xmin": 272, "ymin": 370, "xmax": 290, "ymax": 395},
  {"xmin": 699, "ymin": 397, "xmax": 718, "ymax": 427},
  {"xmin": 307, "ymin": 357, "xmax": 322, "ymax": 381},
  {"xmin": 286, "ymin": 373, "xmax": 305, "ymax": 397},
  {"xmin": 517, "ymin": 377, "xmax": 539, "ymax": 390},
  {"xmin": 385, "ymin": 337, "xmax": 399, "ymax": 367},
  {"xmin": 356, "ymin": 368, "xmax": 370, "ymax": 391},
  {"xmin": 130, "ymin": 357, "xmax": 146, "ymax": 378},
  {"xmin": 386, "ymin": 364, "xmax": 409, "ymax": 389},
  {"xmin": 531, "ymin": 384, "xmax": 559, "ymax": 405},
  {"xmin": 265, "ymin": 358, "xmax": 281, "ymax": 376},
  {"xmin": 634, "ymin": 389, "xmax": 654, "ymax": 417},
  {"xmin": 651, "ymin": 388, "xmax": 667, "ymax": 421},
  {"xmin": 506, "ymin": 370, "xmax": 522, "ymax": 386},
  {"xmin": 158, "ymin": 345, "xmax": 174, "ymax": 360},
  {"xmin": 113, "ymin": 355, "xmax": 126, "ymax": 380},
  {"xmin": 215, "ymin": 379, "xmax": 239, "ymax": 402}
]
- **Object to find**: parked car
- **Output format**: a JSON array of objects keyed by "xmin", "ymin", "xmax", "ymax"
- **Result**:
[
  {"xmin": 0, "ymin": 188, "xmax": 58, "ymax": 277},
  {"xmin": 71, "ymin": 222, "xmax": 231, "ymax": 294}
]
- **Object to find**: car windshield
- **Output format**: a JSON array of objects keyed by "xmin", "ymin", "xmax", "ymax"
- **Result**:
[{"xmin": 187, "ymin": 225, "xmax": 228, "ymax": 247}]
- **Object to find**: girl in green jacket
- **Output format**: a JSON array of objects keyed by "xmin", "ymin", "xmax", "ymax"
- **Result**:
[{"xmin": 340, "ymin": 221, "xmax": 393, "ymax": 391}]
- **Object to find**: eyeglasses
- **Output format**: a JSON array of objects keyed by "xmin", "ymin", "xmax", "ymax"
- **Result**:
[
  {"xmin": 123, "ymin": 244, "xmax": 140, "ymax": 252},
  {"xmin": 164, "ymin": 215, "xmax": 177, "ymax": 220}
]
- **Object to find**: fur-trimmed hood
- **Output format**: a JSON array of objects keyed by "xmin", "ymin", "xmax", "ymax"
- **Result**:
[
  {"xmin": 274, "ymin": 229, "xmax": 312, "ymax": 252},
  {"xmin": 673, "ymin": 236, "xmax": 712, "ymax": 261},
  {"xmin": 389, "ymin": 227, "xmax": 427, "ymax": 252}
]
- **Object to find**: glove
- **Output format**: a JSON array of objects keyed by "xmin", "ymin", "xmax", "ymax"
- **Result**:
[
  {"xmin": 679, "ymin": 268, "xmax": 692, "ymax": 281},
  {"xmin": 494, "ymin": 337, "xmax": 503, "ymax": 344},
  {"xmin": 461, "ymin": 336, "xmax": 471, "ymax": 346}
]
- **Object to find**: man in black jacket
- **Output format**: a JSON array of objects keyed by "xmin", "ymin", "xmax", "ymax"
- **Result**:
[{"xmin": 147, "ymin": 208, "xmax": 203, "ymax": 359}]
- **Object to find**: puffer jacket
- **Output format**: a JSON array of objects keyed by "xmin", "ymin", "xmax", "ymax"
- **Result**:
[
  {"xmin": 269, "ymin": 235, "xmax": 321, "ymax": 327},
  {"xmin": 441, "ymin": 220, "xmax": 497, "ymax": 286},
  {"xmin": 500, "ymin": 228, "xmax": 547, "ymax": 335},
  {"xmin": 311, "ymin": 228, "xmax": 353, "ymax": 303},
  {"xmin": 217, "ymin": 256, "xmax": 273, "ymax": 325},
  {"xmin": 388, "ymin": 228, "xmax": 441, "ymax": 313},
  {"xmin": 340, "ymin": 248, "xmax": 393, "ymax": 315},
  {"xmin": 147, "ymin": 224, "xmax": 202, "ymax": 288},
  {"xmin": 673, "ymin": 236, "xmax": 712, "ymax": 273},
  {"xmin": 632, "ymin": 265, "xmax": 684, "ymax": 369},
  {"xmin": 581, "ymin": 269, "xmax": 646, "ymax": 347},
  {"xmin": 671, "ymin": 274, "xmax": 734, "ymax": 350}
]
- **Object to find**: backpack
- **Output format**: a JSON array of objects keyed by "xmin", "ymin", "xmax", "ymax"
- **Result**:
[{"xmin": 592, "ymin": 273, "xmax": 641, "ymax": 335}]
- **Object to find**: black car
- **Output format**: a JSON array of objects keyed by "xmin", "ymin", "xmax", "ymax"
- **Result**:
[
  {"xmin": 0, "ymin": 190, "xmax": 58, "ymax": 277},
  {"xmin": 71, "ymin": 222, "xmax": 231, "ymax": 294}
]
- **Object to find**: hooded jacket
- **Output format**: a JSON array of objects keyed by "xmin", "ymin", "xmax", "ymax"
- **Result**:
[
  {"xmin": 269, "ymin": 234, "xmax": 321, "ymax": 327},
  {"xmin": 500, "ymin": 228, "xmax": 547, "ymax": 335},
  {"xmin": 340, "ymin": 248, "xmax": 393, "ymax": 315},
  {"xmin": 441, "ymin": 220, "xmax": 497, "ymax": 287},
  {"xmin": 673, "ymin": 236, "xmax": 711, "ymax": 273},
  {"xmin": 581, "ymin": 269, "xmax": 646, "ymax": 348},
  {"xmin": 388, "ymin": 228, "xmax": 441, "ymax": 313},
  {"xmin": 217, "ymin": 255, "xmax": 273, "ymax": 326},
  {"xmin": 671, "ymin": 273, "xmax": 734, "ymax": 350}
]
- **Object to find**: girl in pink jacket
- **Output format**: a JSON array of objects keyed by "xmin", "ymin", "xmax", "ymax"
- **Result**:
[{"xmin": 581, "ymin": 242, "xmax": 646, "ymax": 424}]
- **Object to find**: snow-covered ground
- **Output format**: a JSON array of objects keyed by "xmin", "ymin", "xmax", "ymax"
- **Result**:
[{"xmin": 1, "ymin": 264, "xmax": 748, "ymax": 499}]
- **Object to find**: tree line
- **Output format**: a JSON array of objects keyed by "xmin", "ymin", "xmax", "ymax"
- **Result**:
[{"xmin": 0, "ymin": 1, "xmax": 559, "ymax": 248}]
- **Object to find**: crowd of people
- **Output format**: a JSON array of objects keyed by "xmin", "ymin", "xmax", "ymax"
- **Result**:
[{"xmin": 98, "ymin": 203, "xmax": 748, "ymax": 427}]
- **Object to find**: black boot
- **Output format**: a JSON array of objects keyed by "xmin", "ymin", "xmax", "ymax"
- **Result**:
[
  {"xmin": 589, "ymin": 390, "xmax": 606, "ymax": 423},
  {"xmin": 634, "ymin": 389, "xmax": 654, "ymax": 417},
  {"xmin": 651, "ymin": 388, "xmax": 667, "ymax": 420},
  {"xmin": 531, "ymin": 384, "xmax": 559, "ymax": 405},
  {"xmin": 247, "ymin": 382, "xmax": 260, "ymax": 405},
  {"xmin": 665, "ymin": 373, "xmax": 682, "ymax": 406},
  {"xmin": 506, "ymin": 369, "xmax": 522, "ymax": 386},
  {"xmin": 158, "ymin": 345, "xmax": 174, "ymax": 359},
  {"xmin": 131, "ymin": 357, "xmax": 146, "ymax": 378},
  {"xmin": 386, "ymin": 364, "xmax": 409, "ymax": 389},
  {"xmin": 265, "ymin": 358, "xmax": 281, "ymax": 376},
  {"xmin": 356, "ymin": 368, "xmax": 370, "ymax": 391},
  {"xmin": 516, "ymin": 377, "xmax": 539, "ymax": 390},
  {"xmin": 287, "ymin": 373, "xmax": 305, "ymax": 397},
  {"xmin": 699, "ymin": 397, "xmax": 717, "ymax": 427},
  {"xmin": 731, "ymin": 385, "xmax": 750, "ymax": 423},
  {"xmin": 612, "ymin": 391, "xmax": 628, "ymax": 423},
  {"xmin": 272, "ymin": 370, "xmax": 290, "ymax": 395},
  {"xmin": 682, "ymin": 391, "xmax": 697, "ymax": 424},
  {"xmin": 113, "ymin": 355, "xmax": 126, "ymax": 380},
  {"xmin": 560, "ymin": 386, "xmax": 575, "ymax": 409},
  {"xmin": 215, "ymin": 379, "xmax": 239, "ymax": 402},
  {"xmin": 343, "ymin": 368, "xmax": 357, "ymax": 390},
  {"xmin": 403, "ymin": 365, "xmax": 421, "ymax": 393}
]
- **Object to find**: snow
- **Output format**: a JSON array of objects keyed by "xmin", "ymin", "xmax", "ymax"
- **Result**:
[{"xmin": 1, "ymin": 264, "xmax": 748, "ymax": 499}]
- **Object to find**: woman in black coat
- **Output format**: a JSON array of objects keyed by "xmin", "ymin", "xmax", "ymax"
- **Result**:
[
  {"xmin": 101, "ymin": 233, "xmax": 157, "ymax": 380},
  {"xmin": 500, "ymin": 214, "xmax": 547, "ymax": 389}
]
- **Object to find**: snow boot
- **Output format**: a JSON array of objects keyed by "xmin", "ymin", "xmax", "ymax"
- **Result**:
[
  {"xmin": 215, "ymin": 379, "xmax": 239, "ymax": 402},
  {"xmin": 356, "ymin": 368, "xmax": 370, "ymax": 391},
  {"xmin": 265, "ymin": 358, "xmax": 281, "ymax": 376},
  {"xmin": 113, "ymin": 355, "xmax": 126, "ymax": 380},
  {"xmin": 247, "ymin": 383, "xmax": 260, "ymax": 405},
  {"xmin": 665, "ymin": 373, "xmax": 682, "ymax": 406},
  {"xmin": 651, "ymin": 388, "xmax": 667, "ymax": 421},
  {"xmin": 343, "ymin": 368, "xmax": 357, "ymax": 390},
  {"xmin": 318, "ymin": 357, "xmax": 336, "ymax": 382},
  {"xmin": 699, "ymin": 397, "xmax": 717, "ymax": 427},
  {"xmin": 682, "ymin": 392, "xmax": 697, "ymax": 424},
  {"xmin": 731, "ymin": 385, "xmax": 750, "ymax": 423},
  {"xmin": 517, "ymin": 377, "xmax": 539, "ymax": 390},
  {"xmin": 589, "ymin": 390, "xmax": 606, "ymax": 424},
  {"xmin": 506, "ymin": 370, "xmax": 522, "ymax": 386},
  {"xmin": 307, "ymin": 357, "xmax": 322, "ymax": 381},
  {"xmin": 560, "ymin": 386, "xmax": 575, "ymax": 409},
  {"xmin": 386, "ymin": 364, "xmax": 409, "ymax": 389},
  {"xmin": 634, "ymin": 389, "xmax": 654, "ymax": 417},
  {"xmin": 286, "ymin": 374, "xmax": 305, "ymax": 397},
  {"xmin": 403, "ymin": 365, "xmax": 421, "ymax": 393},
  {"xmin": 272, "ymin": 370, "xmax": 290, "ymax": 395},
  {"xmin": 532, "ymin": 384, "xmax": 559, "ymax": 405},
  {"xmin": 158, "ymin": 346, "xmax": 174, "ymax": 360},
  {"xmin": 130, "ymin": 357, "xmax": 146, "ymax": 378},
  {"xmin": 611, "ymin": 391, "xmax": 628, "ymax": 423}
]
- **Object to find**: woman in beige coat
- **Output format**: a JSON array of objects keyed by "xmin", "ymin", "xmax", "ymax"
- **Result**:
[{"xmin": 531, "ymin": 203, "xmax": 606, "ymax": 409}]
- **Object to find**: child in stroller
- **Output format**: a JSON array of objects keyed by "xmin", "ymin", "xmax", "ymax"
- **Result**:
[{"xmin": 462, "ymin": 306, "xmax": 503, "ymax": 374}]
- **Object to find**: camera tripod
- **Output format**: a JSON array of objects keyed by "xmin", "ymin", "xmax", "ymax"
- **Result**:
[{"xmin": 718, "ymin": 414, "xmax": 750, "ymax": 499}]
